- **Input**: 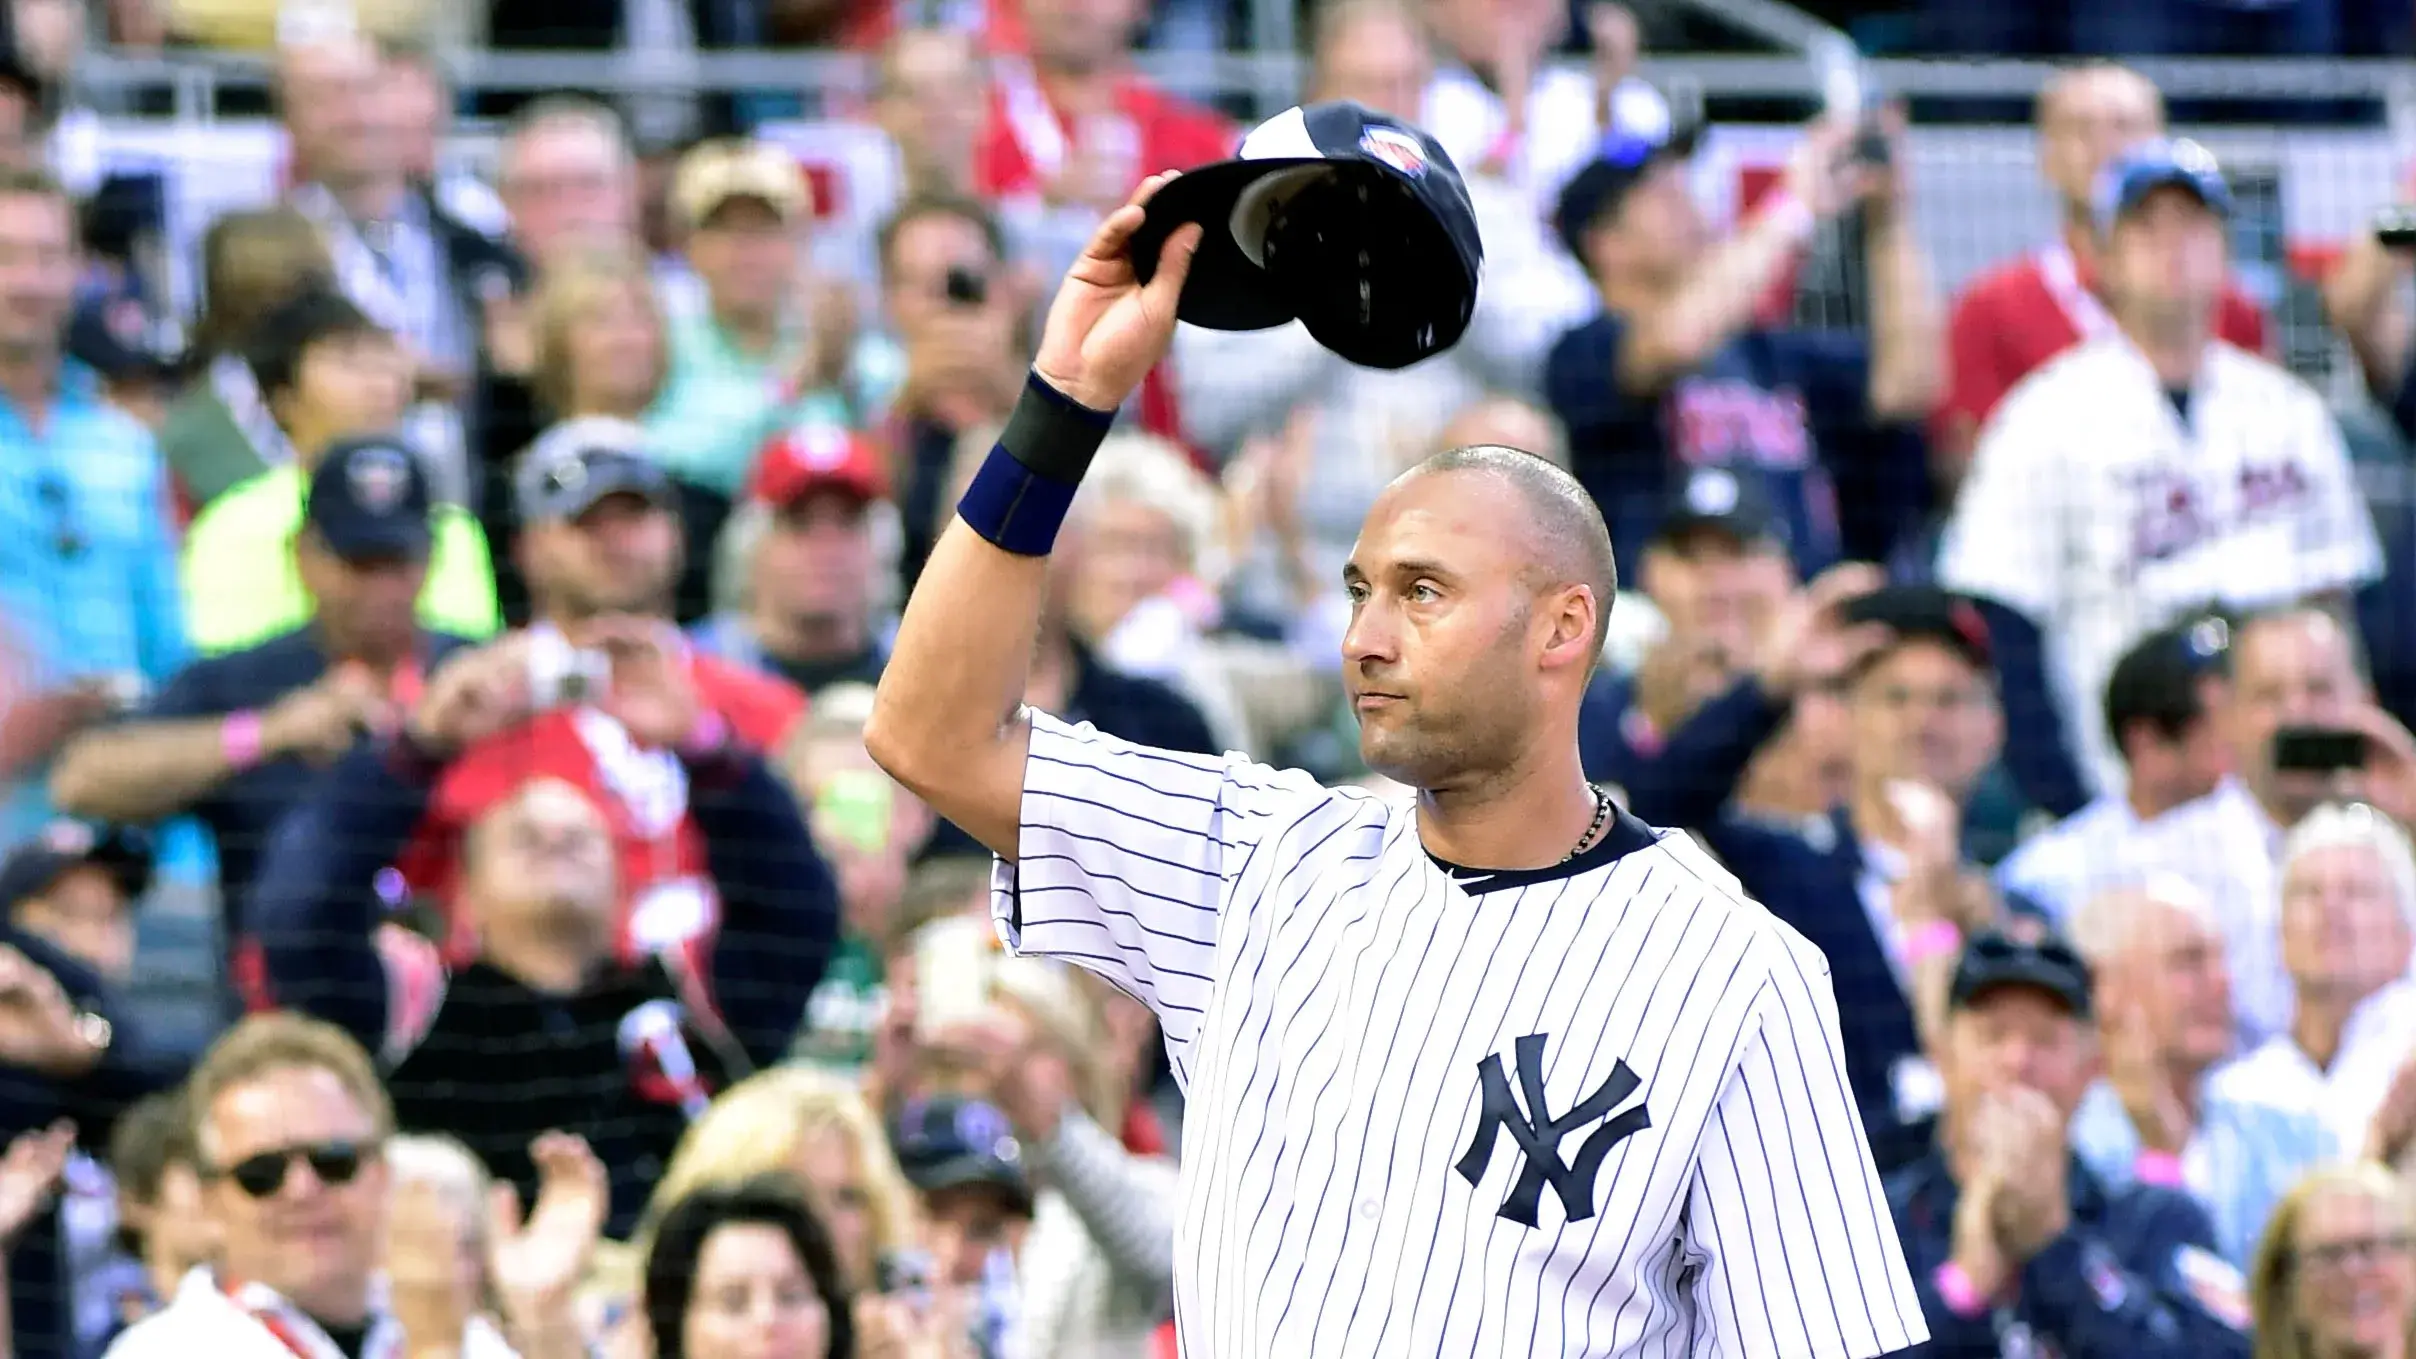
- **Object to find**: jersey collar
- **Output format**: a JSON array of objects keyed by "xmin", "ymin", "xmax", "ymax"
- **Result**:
[{"xmin": 1429, "ymin": 808, "xmax": 1661, "ymax": 897}]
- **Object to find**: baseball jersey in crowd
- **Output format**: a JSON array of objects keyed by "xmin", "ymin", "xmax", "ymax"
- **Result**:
[
  {"xmin": 179, "ymin": 465, "xmax": 499, "ymax": 654},
  {"xmin": 1420, "ymin": 64, "xmax": 1671, "ymax": 225},
  {"xmin": 974, "ymin": 66, "xmax": 1234, "ymax": 205},
  {"xmin": 1939, "ymin": 244, "xmax": 2269, "ymax": 441},
  {"xmin": 1545, "ymin": 313, "xmax": 1864, "ymax": 583},
  {"xmin": 0, "ymin": 369, "xmax": 187, "ymax": 840},
  {"xmin": 1994, "ymin": 793, "xmax": 2143, "ymax": 924},
  {"xmin": 2225, "ymin": 977, "xmax": 2416, "ymax": 1158},
  {"xmin": 138, "ymin": 627, "xmax": 472, "ymax": 921},
  {"xmin": 642, "ymin": 302, "xmax": 851, "ymax": 498},
  {"xmin": 1937, "ymin": 336, "xmax": 2382, "ymax": 796},
  {"xmin": 394, "ymin": 646, "xmax": 806, "ymax": 961},
  {"xmin": 993, "ymin": 712, "xmax": 1926, "ymax": 1357},
  {"xmin": 2069, "ymin": 1068, "xmax": 2337, "ymax": 1269}
]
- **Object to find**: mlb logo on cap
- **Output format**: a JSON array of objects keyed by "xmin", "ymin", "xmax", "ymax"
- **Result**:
[
  {"xmin": 1357, "ymin": 127, "xmax": 1427, "ymax": 178},
  {"xmin": 346, "ymin": 443, "xmax": 413, "ymax": 514}
]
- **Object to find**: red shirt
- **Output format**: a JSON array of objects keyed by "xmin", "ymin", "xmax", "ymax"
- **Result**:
[
  {"xmin": 396, "ymin": 652, "xmax": 807, "ymax": 966},
  {"xmin": 1937, "ymin": 245, "xmax": 2270, "ymax": 459}
]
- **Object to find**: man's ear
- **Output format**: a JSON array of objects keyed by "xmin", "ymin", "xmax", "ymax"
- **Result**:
[{"xmin": 1539, "ymin": 584, "xmax": 1599, "ymax": 673}]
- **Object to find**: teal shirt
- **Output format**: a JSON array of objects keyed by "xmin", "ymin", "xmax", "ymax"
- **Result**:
[{"xmin": 643, "ymin": 302, "xmax": 848, "ymax": 495}]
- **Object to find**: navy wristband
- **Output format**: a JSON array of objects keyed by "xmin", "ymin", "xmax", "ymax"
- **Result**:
[{"xmin": 955, "ymin": 373, "xmax": 1116, "ymax": 555}]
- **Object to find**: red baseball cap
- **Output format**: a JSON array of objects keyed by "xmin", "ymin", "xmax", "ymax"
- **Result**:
[{"xmin": 751, "ymin": 424, "xmax": 888, "ymax": 508}]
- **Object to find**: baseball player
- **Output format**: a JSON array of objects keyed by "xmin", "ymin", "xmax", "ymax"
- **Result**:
[
  {"xmin": 1938, "ymin": 138, "xmax": 2383, "ymax": 808},
  {"xmin": 868, "ymin": 173, "xmax": 1925, "ymax": 1355}
]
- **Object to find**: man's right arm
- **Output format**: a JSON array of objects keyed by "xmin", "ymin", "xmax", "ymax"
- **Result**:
[{"xmin": 51, "ymin": 668, "xmax": 361, "ymax": 823}]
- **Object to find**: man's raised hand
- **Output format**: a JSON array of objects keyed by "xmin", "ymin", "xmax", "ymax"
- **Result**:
[{"xmin": 1032, "ymin": 173, "xmax": 1203, "ymax": 414}]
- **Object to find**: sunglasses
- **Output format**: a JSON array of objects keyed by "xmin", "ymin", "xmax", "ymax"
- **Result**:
[
  {"xmin": 2295, "ymin": 1232, "xmax": 2416, "ymax": 1272},
  {"xmin": 205, "ymin": 1141, "xmax": 373, "ymax": 1199}
]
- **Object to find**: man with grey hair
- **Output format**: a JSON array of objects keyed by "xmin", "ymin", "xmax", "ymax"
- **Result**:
[
  {"xmin": 494, "ymin": 96, "xmax": 641, "ymax": 271},
  {"xmin": 2065, "ymin": 875, "xmax": 2336, "ymax": 1267}
]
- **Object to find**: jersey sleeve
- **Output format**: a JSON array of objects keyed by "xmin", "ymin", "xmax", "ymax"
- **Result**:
[
  {"xmin": 1935, "ymin": 380, "xmax": 2066, "ymax": 622},
  {"xmin": 993, "ymin": 710, "xmax": 1330, "ymax": 1042},
  {"xmin": 1684, "ymin": 939, "xmax": 1928, "ymax": 1358}
]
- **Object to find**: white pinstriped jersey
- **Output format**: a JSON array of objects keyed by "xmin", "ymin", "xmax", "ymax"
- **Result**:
[{"xmin": 991, "ymin": 712, "xmax": 1927, "ymax": 1358}]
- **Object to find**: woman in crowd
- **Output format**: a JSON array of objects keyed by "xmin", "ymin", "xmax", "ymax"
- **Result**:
[
  {"xmin": 643, "ymin": 1179, "xmax": 855, "ymax": 1359},
  {"xmin": 2251, "ymin": 1162, "xmax": 2416, "ymax": 1359},
  {"xmin": 157, "ymin": 207, "xmax": 339, "ymax": 510},
  {"xmin": 385, "ymin": 1134, "xmax": 498, "ymax": 1325}
]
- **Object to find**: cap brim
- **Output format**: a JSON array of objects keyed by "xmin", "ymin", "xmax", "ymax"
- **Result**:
[
  {"xmin": 1129, "ymin": 156, "xmax": 1337, "ymax": 332},
  {"xmin": 905, "ymin": 1159, "xmax": 1035, "ymax": 1216},
  {"xmin": 557, "ymin": 467, "xmax": 674, "ymax": 520},
  {"xmin": 321, "ymin": 524, "xmax": 434, "ymax": 562},
  {"xmin": 1955, "ymin": 968, "xmax": 2090, "ymax": 1019}
]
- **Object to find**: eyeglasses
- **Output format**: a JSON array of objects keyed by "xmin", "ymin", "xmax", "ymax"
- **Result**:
[
  {"xmin": 2295, "ymin": 1232, "xmax": 2416, "ymax": 1272},
  {"xmin": 203, "ymin": 1140, "xmax": 373, "ymax": 1199}
]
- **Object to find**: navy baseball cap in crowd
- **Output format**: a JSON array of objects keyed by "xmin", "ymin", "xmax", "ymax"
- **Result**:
[
  {"xmin": 307, "ymin": 436, "xmax": 433, "ymax": 561},
  {"xmin": 889, "ymin": 1097, "xmax": 1035, "ymax": 1216},
  {"xmin": 1949, "ymin": 929, "xmax": 2093, "ymax": 1020},
  {"xmin": 2094, "ymin": 137, "xmax": 2233, "ymax": 237},
  {"xmin": 514, "ymin": 417, "xmax": 674, "ymax": 524},
  {"xmin": 2103, "ymin": 614, "xmax": 2232, "ymax": 752},
  {"xmin": 1841, "ymin": 585, "xmax": 1996, "ymax": 675},
  {"xmin": 1651, "ymin": 466, "xmax": 1787, "ymax": 552},
  {"xmin": 0, "ymin": 820, "xmax": 153, "ymax": 910},
  {"xmin": 1553, "ymin": 122, "xmax": 1702, "ymax": 260},
  {"xmin": 67, "ymin": 282, "xmax": 180, "ymax": 384},
  {"xmin": 1127, "ymin": 100, "xmax": 1483, "ymax": 371}
]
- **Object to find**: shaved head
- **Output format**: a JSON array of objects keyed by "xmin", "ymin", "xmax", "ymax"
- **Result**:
[{"xmin": 1409, "ymin": 444, "xmax": 1618, "ymax": 667}]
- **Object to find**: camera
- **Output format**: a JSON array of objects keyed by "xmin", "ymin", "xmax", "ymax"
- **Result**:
[
  {"xmin": 2272, "ymin": 725, "xmax": 2369, "ymax": 775},
  {"xmin": 943, "ymin": 265, "xmax": 988, "ymax": 307},
  {"xmin": 2376, "ymin": 206, "xmax": 2416, "ymax": 252},
  {"xmin": 526, "ymin": 631, "xmax": 611, "ymax": 710},
  {"xmin": 1850, "ymin": 119, "xmax": 1892, "ymax": 171}
]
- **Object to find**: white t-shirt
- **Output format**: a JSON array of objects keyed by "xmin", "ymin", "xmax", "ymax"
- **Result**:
[
  {"xmin": 2225, "ymin": 979, "xmax": 2416, "ymax": 1157},
  {"xmin": 105, "ymin": 1268, "xmax": 517, "ymax": 1359}
]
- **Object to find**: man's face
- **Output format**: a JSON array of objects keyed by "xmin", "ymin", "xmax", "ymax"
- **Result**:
[
  {"xmin": 755, "ymin": 493, "xmax": 875, "ymax": 632},
  {"xmin": 283, "ymin": 331, "xmax": 412, "ymax": 448},
  {"xmin": 872, "ymin": 33, "xmax": 986, "ymax": 189},
  {"xmin": 464, "ymin": 779, "xmax": 616, "ymax": 928},
  {"xmin": 0, "ymin": 190, "xmax": 75, "ymax": 356},
  {"xmin": 882, "ymin": 211, "xmax": 999, "ymax": 341},
  {"xmin": 281, "ymin": 38, "xmax": 397, "ymax": 189},
  {"xmin": 919, "ymin": 1184, "xmax": 1028, "ymax": 1287},
  {"xmin": 1315, "ymin": 13, "xmax": 1430, "ymax": 122},
  {"xmin": 10, "ymin": 864, "xmax": 133, "ymax": 982},
  {"xmin": 296, "ymin": 535, "xmax": 428, "ymax": 656},
  {"xmin": 2223, "ymin": 613, "xmax": 2363, "ymax": 815},
  {"xmin": 1847, "ymin": 641, "xmax": 2003, "ymax": 800},
  {"xmin": 686, "ymin": 199, "xmax": 799, "ymax": 321},
  {"xmin": 2038, "ymin": 68, "xmax": 2163, "ymax": 208},
  {"xmin": 527, "ymin": 493, "xmax": 682, "ymax": 617},
  {"xmin": 199, "ymin": 1066, "xmax": 388, "ymax": 1314},
  {"xmin": 2104, "ymin": 896, "xmax": 2234, "ymax": 1072},
  {"xmin": 2102, "ymin": 188, "xmax": 2229, "ymax": 330},
  {"xmin": 1587, "ymin": 163, "xmax": 1707, "ymax": 291},
  {"xmin": 1022, "ymin": 0, "xmax": 1140, "ymax": 72},
  {"xmin": 1640, "ymin": 536, "xmax": 1790, "ymax": 690},
  {"xmin": 502, "ymin": 123, "xmax": 638, "ymax": 267},
  {"xmin": 1942, "ymin": 988, "xmax": 2097, "ymax": 1127},
  {"xmin": 1062, "ymin": 498, "xmax": 1187, "ymax": 646},
  {"xmin": 1343, "ymin": 471, "xmax": 1577, "ymax": 789},
  {"xmin": 2281, "ymin": 843, "xmax": 2411, "ymax": 1004}
]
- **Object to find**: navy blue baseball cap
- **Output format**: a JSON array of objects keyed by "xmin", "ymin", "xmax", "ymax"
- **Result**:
[
  {"xmin": 1949, "ymin": 929, "xmax": 2093, "ymax": 1020},
  {"xmin": 2093, "ymin": 137, "xmax": 2233, "ymax": 237},
  {"xmin": 1841, "ymin": 585, "xmax": 1996, "ymax": 675},
  {"xmin": 307, "ymin": 436, "xmax": 433, "ymax": 562},
  {"xmin": 1653, "ymin": 466, "xmax": 1787, "ymax": 551},
  {"xmin": 1127, "ymin": 100, "xmax": 1483, "ymax": 371},
  {"xmin": 889, "ymin": 1097, "xmax": 1035, "ymax": 1216},
  {"xmin": 0, "ymin": 820, "xmax": 153, "ymax": 910},
  {"xmin": 1554, "ymin": 123, "xmax": 1702, "ymax": 260}
]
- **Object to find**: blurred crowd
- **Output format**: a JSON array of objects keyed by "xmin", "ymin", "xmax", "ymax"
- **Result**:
[{"xmin": 0, "ymin": 0, "xmax": 2410, "ymax": 1356}]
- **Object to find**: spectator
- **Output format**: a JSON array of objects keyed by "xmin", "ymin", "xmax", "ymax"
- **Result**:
[
  {"xmin": 644, "ymin": 137, "xmax": 851, "ymax": 622},
  {"xmin": 1545, "ymin": 114, "xmax": 1941, "ymax": 585},
  {"xmin": 2248, "ymin": 1163, "xmax": 2416, "ymax": 1359},
  {"xmin": 2066, "ymin": 878, "xmax": 2336, "ymax": 1269},
  {"xmin": 179, "ymin": 295, "xmax": 499, "ymax": 653},
  {"xmin": 1937, "ymin": 141, "xmax": 2383, "ymax": 817},
  {"xmin": 157, "ymin": 209, "xmax": 339, "ymax": 513},
  {"xmin": 379, "ymin": 43, "xmax": 504, "ymax": 238},
  {"xmin": 276, "ymin": 25, "xmax": 522, "ymax": 502},
  {"xmin": 640, "ymin": 1178, "xmax": 854, "ymax": 1359},
  {"xmin": 1177, "ymin": 0, "xmax": 1591, "ymax": 640},
  {"xmin": 493, "ymin": 98, "xmax": 642, "ymax": 277},
  {"xmin": 1419, "ymin": 0, "xmax": 1669, "ymax": 222},
  {"xmin": 0, "ymin": 1124, "xmax": 73, "ymax": 1359},
  {"xmin": 0, "ymin": 821, "xmax": 177, "ymax": 1359},
  {"xmin": 2229, "ymin": 804, "xmax": 2416, "ymax": 1160},
  {"xmin": 693, "ymin": 427, "xmax": 894, "ymax": 697},
  {"xmin": 385, "ymin": 1129, "xmax": 608, "ymax": 1359},
  {"xmin": 487, "ymin": 247, "xmax": 670, "ymax": 626},
  {"xmin": 1886, "ymin": 928, "xmax": 2251, "ymax": 1357},
  {"xmin": 52, "ymin": 438, "xmax": 476, "ymax": 922},
  {"xmin": 97, "ymin": 1012, "xmax": 516, "ymax": 1357},
  {"xmin": 1997, "ymin": 616, "xmax": 2236, "ymax": 924},
  {"xmin": 816, "ymin": 29, "xmax": 994, "ymax": 309},
  {"xmin": 249, "ymin": 625, "xmax": 839, "ymax": 1234},
  {"xmin": 1937, "ymin": 65, "xmax": 2269, "ymax": 475},
  {"xmin": 888, "ymin": 1097, "xmax": 1033, "ymax": 1356},
  {"xmin": 95, "ymin": 1091, "xmax": 212, "ymax": 1347},
  {"xmin": 0, "ymin": 168, "xmax": 186, "ymax": 845},
  {"xmin": 392, "ymin": 422, "xmax": 809, "ymax": 962}
]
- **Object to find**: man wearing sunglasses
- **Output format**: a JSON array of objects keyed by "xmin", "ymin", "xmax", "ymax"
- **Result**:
[
  {"xmin": 1885, "ymin": 928, "xmax": 2251, "ymax": 1358},
  {"xmin": 103, "ymin": 1012, "xmax": 517, "ymax": 1358}
]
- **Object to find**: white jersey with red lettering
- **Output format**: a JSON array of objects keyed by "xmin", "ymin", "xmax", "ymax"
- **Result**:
[{"xmin": 991, "ymin": 711, "xmax": 1926, "ymax": 1357}]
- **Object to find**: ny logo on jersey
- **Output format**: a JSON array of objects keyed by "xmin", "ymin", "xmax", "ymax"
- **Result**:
[{"xmin": 1453, "ymin": 1033, "xmax": 1651, "ymax": 1228}]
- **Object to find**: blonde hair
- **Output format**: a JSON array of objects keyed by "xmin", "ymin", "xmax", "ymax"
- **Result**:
[
  {"xmin": 1071, "ymin": 433, "xmax": 1225, "ymax": 582},
  {"xmin": 194, "ymin": 208, "xmax": 337, "ymax": 357},
  {"xmin": 992, "ymin": 956, "xmax": 1127, "ymax": 1124},
  {"xmin": 187, "ymin": 1012, "xmax": 394, "ymax": 1163},
  {"xmin": 387, "ymin": 1133, "xmax": 493, "ymax": 1256},
  {"xmin": 633, "ymin": 1067, "xmax": 916, "ymax": 1283},
  {"xmin": 2283, "ymin": 803, "xmax": 2416, "ymax": 928},
  {"xmin": 2251, "ymin": 1162, "xmax": 2416, "ymax": 1359},
  {"xmin": 530, "ymin": 246, "xmax": 668, "ymax": 416}
]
